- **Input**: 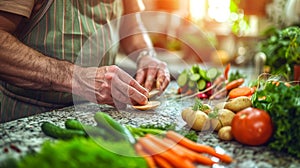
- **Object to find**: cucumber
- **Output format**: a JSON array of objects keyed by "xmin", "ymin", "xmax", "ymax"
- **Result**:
[
  {"xmin": 95, "ymin": 112, "xmax": 136, "ymax": 144},
  {"xmin": 41, "ymin": 122, "xmax": 86, "ymax": 140},
  {"xmin": 191, "ymin": 64, "xmax": 200, "ymax": 74},
  {"xmin": 65, "ymin": 119, "xmax": 84, "ymax": 130},
  {"xmin": 206, "ymin": 68, "xmax": 219, "ymax": 80},
  {"xmin": 177, "ymin": 72, "xmax": 188, "ymax": 87},
  {"xmin": 188, "ymin": 80, "xmax": 196, "ymax": 88},
  {"xmin": 189, "ymin": 73, "xmax": 200, "ymax": 81},
  {"xmin": 64, "ymin": 119, "xmax": 108, "ymax": 138},
  {"xmin": 197, "ymin": 79, "xmax": 207, "ymax": 91},
  {"xmin": 199, "ymin": 69, "xmax": 210, "ymax": 81}
]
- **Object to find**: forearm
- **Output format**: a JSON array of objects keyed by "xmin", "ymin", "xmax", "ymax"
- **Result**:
[
  {"xmin": 0, "ymin": 29, "xmax": 74, "ymax": 93},
  {"xmin": 120, "ymin": 0, "xmax": 155, "ymax": 62}
]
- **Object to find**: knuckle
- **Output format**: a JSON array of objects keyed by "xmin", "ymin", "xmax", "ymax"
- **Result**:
[{"xmin": 108, "ymin": 65, "xmax": 119, "ymax": 72}]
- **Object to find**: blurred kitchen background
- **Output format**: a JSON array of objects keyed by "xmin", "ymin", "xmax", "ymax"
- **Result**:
[{"xmin": 116, "ymin": 0, "xmax": 300, "ymax": 79}]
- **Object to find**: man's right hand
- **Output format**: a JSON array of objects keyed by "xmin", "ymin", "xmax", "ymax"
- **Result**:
[{"xmin": 72, "ymin": 65, "xmax": 149, "ymax": 109}]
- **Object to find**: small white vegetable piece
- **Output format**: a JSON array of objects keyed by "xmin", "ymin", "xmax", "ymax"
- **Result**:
[
  {"xmin": 218, "ymin": 126, "xmax": 234, "ymax": 141},
  {"xmin": 224, "ymin": 96, "xmax": 252, "ymax": 113},
  {"xmin": 132, "ymin": 101, "xmax": 161, "ymax": 111}
]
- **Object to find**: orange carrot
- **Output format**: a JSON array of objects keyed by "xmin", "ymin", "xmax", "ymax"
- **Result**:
[
  {"xmin": 163, "ymin": 138, "xmax": 216, "ymax": 166},
  {"xmin": 153, "ymin": 155, "xmax": 173, "ymax": 168},
  {"xmin": 228, "ymin": 87, "xmax": 252, "ymax": 99},
  {"xmin": 250, "ymin": 87, "xmax": 256, "ymax": 94},
  {"xmin": 145, "ymin": 134, "xmax": 187, "ymax": 158},
  {"xmin": 225, "ymin": 78, "xmax": 244, "ymax": 91},
  {"xmin": 138, "ymin": 137, "xmax": 196, "ymax": 168},
  {"xmin": 177, "ymin": 87, "xmax": 183, "ymax": 94},
  {"xmin": 185, "ymin": 89, "xmax": 194, "ymax": 95},
  {"xmin": 224, "ymin": 63, "xmax": 231, "ymax": 80},
  {"xmin": 166, "ymin": 131, "xmax": 233, "ymax": 163},
  {"xmin": 134, "ymin": 143, "xmax": 156, "ymax": 168},
  {"xmin": 210, "ymin": 78, "xmax": 245, "ymax": 100}
]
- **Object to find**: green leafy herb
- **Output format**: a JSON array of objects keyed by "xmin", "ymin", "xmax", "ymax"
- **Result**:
[
  {"xmin": 18, "ymin": 137, "xmax": 147, "ymax": 168},
  {"xmin": 252, "ymin": 81, "xmax": 300, "ymax": 158},
  {"xmin": 207, "ymin": 108, "xmax": 219, "ymax": 119},
  {"xmin": 228, "ymin": 70, "xmax": 246, "ymax": 83},
  {"xmin": 192, "ymin": 98, "xmax": 209, "ymax": 112},
  {"xmin": 259, "ymin": 26, "xmax": 300, "ymax": 80}
]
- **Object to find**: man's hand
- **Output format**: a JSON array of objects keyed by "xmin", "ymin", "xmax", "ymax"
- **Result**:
[
  {"xmin": 73, "ymin": 65, "xmax": 149, "ymax": 109},
  {"xmin": 135, "ymin": 56, "xmax": 170, "ymax": 92}
]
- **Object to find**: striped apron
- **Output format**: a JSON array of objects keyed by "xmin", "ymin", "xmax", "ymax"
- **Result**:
[{"xmin": 0, "ymin": 0, "xmax": 123, "ymax": 122}]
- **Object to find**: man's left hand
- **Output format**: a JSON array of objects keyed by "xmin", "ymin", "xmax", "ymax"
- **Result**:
[{"xmin": 135, "ymin": 56, "xmax": 170, "ymax": 93}]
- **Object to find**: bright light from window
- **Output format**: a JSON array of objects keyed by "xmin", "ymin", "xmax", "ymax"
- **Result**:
[
  {"xmin": 208, "ymin": 0, "xmax": 230, "ymax": 22},
  {"xmin": 189, "ymin": 0, "xmax": 206, "ymax": 21}
]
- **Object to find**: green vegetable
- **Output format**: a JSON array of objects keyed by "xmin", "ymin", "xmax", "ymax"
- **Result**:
[
  {"xmin": 259, "ymin": 26, "xmax": 300, "ymax": 80},
  {"xmin": 128, "ymin": 123, "xmax": 198, "ymax": 142},
  {"xmin": 64, "ymin": 119, "xmax": 113, "ymax": 139},
  {"xmin": 177, "ymin": 65, "xmax": 221, "ymax": 92},
  {"xmin": 41, "ymin": 122, "xmax": 86, "ymax": 140},
  {"xmin": 0, "ymin": 156, "xmax": 19, "ymax": 168},
  {"xmin": 190, "ymin": 73, "xmax": 200, "ymax": 81},
  {"xmin": 228, "ymin": 70, "xmax": 245, "ymax": 83},
  {"xmin": 18, "ymin": 137, "xmax": 147, "ymax": 168},
  {"xmin": 197, "ymin": 79, "xmax": 206, "ymax": 90},
  {"xmin": 192, "ymin": 98, "xmax": 209, "ymax": 112},
  {"xmin": 94, "ymin": 112, "xmax": 136, "ymax": 144},
  {"xmin": 252, "ymin": 81, "xmax": 300, "ymax": 158},
  {"xmin": 199, "ymin": 69, "xmax": 209, "ymax": 81},
  {"xmin": 177, "ymin": 71, "xmax": 188, "ymax": 87},
  {"xmin": 206, "ymin": 68, "xmax": 219, "ymax": 80},
  {"xmin": 188, "ymin": 80, "xmax": 196, "ymax": 88}
]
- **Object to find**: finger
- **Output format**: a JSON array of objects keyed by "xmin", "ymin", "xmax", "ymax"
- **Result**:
[
  {"xmin": 160, "ymin": 75, "xmax": 170, "ymax": 92},
  {"xmin": 135, "ymin": 68, "xmax": 146, "ymax": 85},
  {"xmin": 111, "ymin": 66, "xmax": 148, "ymax": 97},
  {"xmin": 108, "ymin": 73, "xmax": 148, "ymax": 105},
  {"xmin": 156, "ymin": 68, "xmax": 170, "ymax": 92},
  {"xmin": 144, "ymin": 67, "xmax": 158, "ymax": 91}
]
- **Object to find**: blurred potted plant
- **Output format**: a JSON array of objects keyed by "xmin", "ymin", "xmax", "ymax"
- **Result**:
[{"xmin": 259, "ymin": 26, "xmax": 300, "ymax": 81}]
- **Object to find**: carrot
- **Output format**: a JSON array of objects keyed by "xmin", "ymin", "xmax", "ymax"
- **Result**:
[
  {"xmin": 134, "ymin": 143, "xmax": 156, "ymax": 168},
  {"xmin": 177, "ymin": 87, "xmax": 183, "ymax": 94},
  {"xmin": 153, "ymin": 155, "xmax": 173, "ymax": 168},
  {"xmin": 225, "ymin": 78, "xmax": 244, "ymax": 91},
  {"xmin": 166, "ymin": 131, "xmax": 233, "ymax": 163},
  {"xmin": 163, "ymin": 138, "xmax": 216, "ymax": 166},
  {"xmin": 145, "ymin": 134, "xmax": 187, "ymax": 158},
  {"xmin": 209, "ymin": 78, "xmax": 245, "ymax": 100},
  {"xmin": 250, "ymin": 87, "xmax": 256, "ymax": 94},
  {"xmin": 138, "ymin": 137, "xmax": 196, "ymax": 168},
  {"xmin": 185, "ymin": 89, "xmax": 194, "ymax": 95},
  {"xmin": 228, "ymin": 87, "xmax": 252, "ymax": 99},
  {"xmin": 224, "ymin": 63, "xmax": 231, "ymax": 80}
]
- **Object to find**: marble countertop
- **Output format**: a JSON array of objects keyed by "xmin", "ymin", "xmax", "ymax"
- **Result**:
[{"xmin": 1, "ymin": 82, "xmax": 299, "ymax": 168}]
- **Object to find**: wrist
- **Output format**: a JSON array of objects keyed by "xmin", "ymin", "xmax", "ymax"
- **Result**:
[{"xmin": 136, "ymin": 49, "xmax": 157, "ymax": 64}]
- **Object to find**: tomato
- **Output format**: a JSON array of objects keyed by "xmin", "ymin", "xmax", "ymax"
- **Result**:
[{"xmin": 231, "ymin": 107, "xmax": 273, "ymax": 146}]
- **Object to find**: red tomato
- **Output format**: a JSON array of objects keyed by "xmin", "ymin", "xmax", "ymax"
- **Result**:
[{"xmin": 231, "ymin": 107, "xmax": 273, "ymax": 146}]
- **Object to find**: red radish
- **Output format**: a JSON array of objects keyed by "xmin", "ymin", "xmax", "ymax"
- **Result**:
[
  {"xmin": 205, "ymin": 82, "xmax": 213, "ymax": 96},
  {"xmin": 197, "ymin": 93, "xmax": 208, "ymax": 99}
]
